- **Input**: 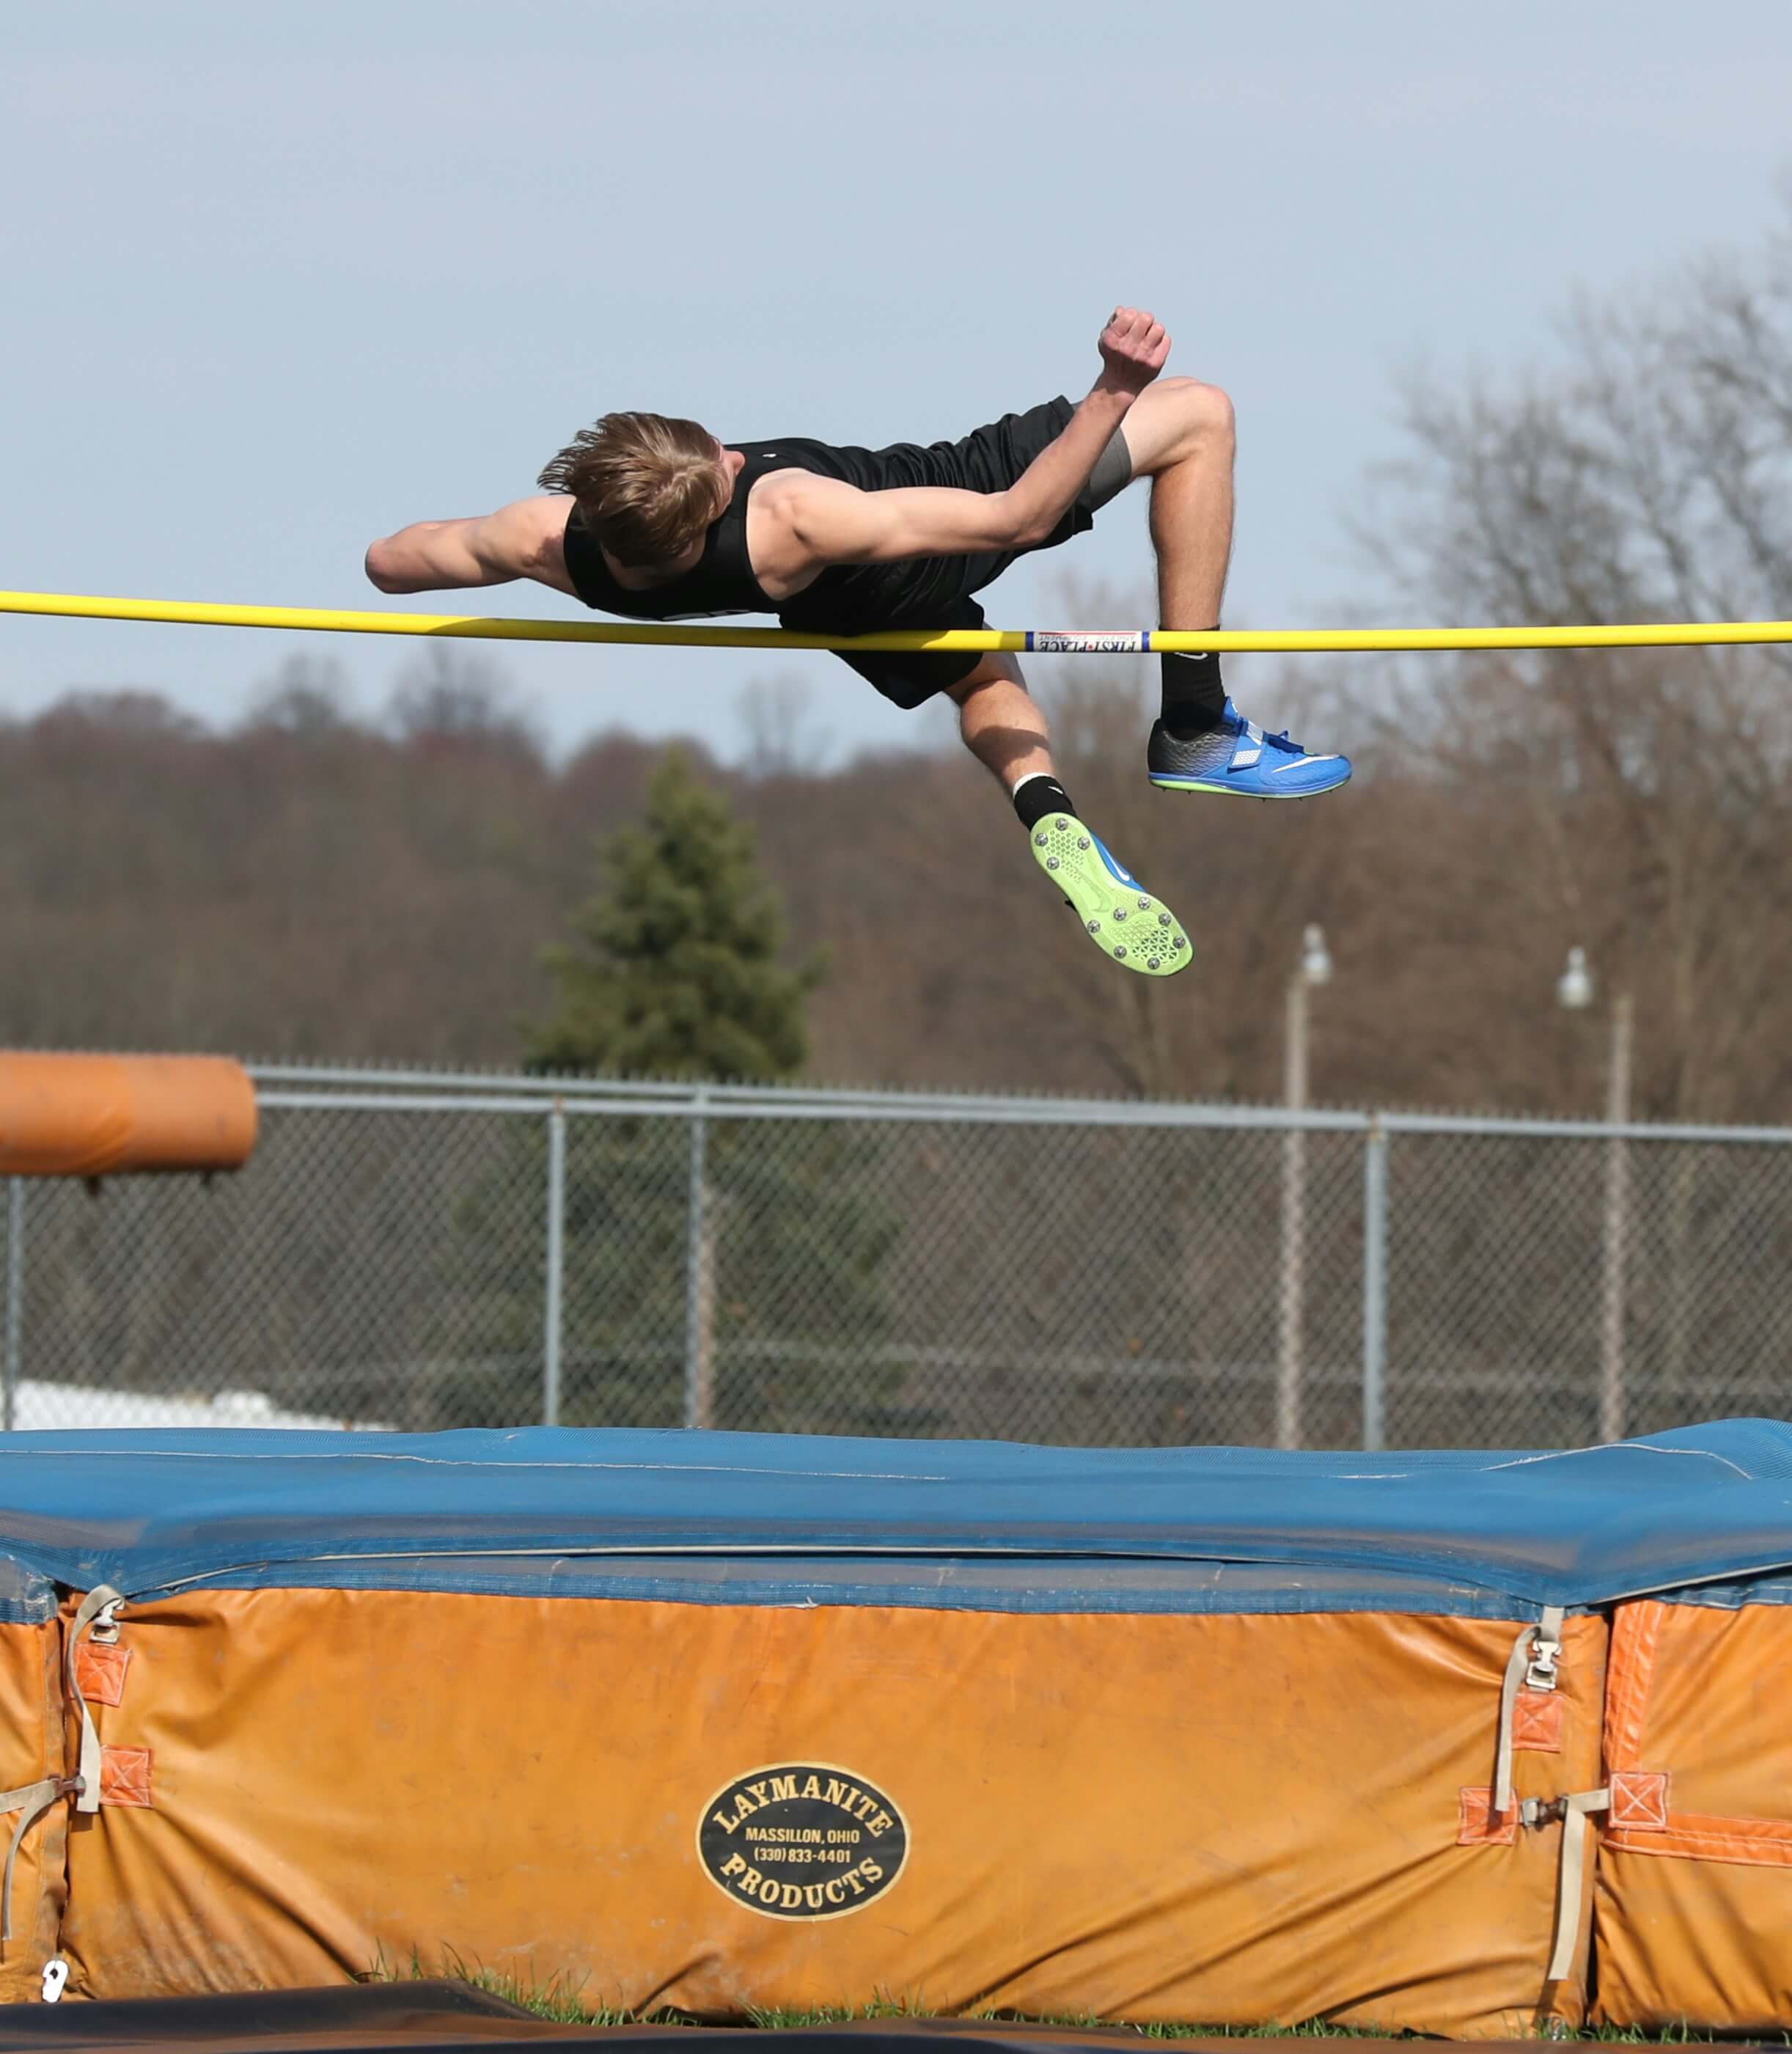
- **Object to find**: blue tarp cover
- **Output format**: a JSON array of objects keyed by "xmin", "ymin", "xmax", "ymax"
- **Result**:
[{"xmin": 1, "ymin": 1420, "xmax": 1791, "ymax": 1614}]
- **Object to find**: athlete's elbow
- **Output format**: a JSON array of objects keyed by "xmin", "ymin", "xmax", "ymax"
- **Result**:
[
  {"xmin": 996, "ymin": 492, "xmax": 1054, "ymax": 549},
  {"xmin": 364, "ymin": 538, "xmax": 405, "ymax": 593}
]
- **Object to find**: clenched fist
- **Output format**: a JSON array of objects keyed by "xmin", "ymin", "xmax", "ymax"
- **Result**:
[{"xmin": 1097, "ymin": 306, "xmax": 1170, "ymax": 394}]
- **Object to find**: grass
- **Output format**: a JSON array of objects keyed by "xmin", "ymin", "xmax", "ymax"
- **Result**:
[{"xmin": 386, "ymin": 1960, "xmax": 1759, "ymax": 2043}]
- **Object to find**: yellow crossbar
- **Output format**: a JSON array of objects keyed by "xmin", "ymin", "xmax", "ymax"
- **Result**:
[{"xmin": 4, "ymin": 587, "xmax": 1792, "ymax": 654}]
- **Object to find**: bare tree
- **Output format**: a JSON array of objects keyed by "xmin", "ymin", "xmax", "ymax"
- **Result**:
[
  {"xmin": 386, "ymin": 643, "xmax": 543, "ymax": 763},
  {"xmin": 1354, "ymin": 199, "xmax": 1792, "ymax": 1124},
  {"xmin": 244, "ymin": 653, "xmax": 355, "ymax": 738},
  {"xmin": 1368, "ymin": 202, "xmax": 1792, "ymax": 642},
  {"xmin": 736, "ymin": 672, "xmax": 831, "ymax": 777}
]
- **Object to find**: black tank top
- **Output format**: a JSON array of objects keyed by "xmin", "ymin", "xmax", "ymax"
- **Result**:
[
  {"xmin": 557, "ymin": 434, "xmax": 997, "ymax": 634},
  {"xmin": 559, "ymin": 442, "xmax": 791, "ymax": 622}
]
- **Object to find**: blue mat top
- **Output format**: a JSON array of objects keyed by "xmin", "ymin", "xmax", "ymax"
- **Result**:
[{"xmin": 1, "ymin": 1419, "xmax": 1791, "ymax": 1613}]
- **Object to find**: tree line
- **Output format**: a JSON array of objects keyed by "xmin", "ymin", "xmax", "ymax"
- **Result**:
[{"xmin": 3, "ymin": 204, "xmax": 1790, "ymax": 1122}]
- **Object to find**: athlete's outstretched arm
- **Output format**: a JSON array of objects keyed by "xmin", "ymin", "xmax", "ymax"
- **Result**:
[
  {"xmin": 364, "ymin": 496, "xmax": 575, "ymax": 595},
  {"xmin": 776, "ymin": 307, "xmax": 1169, "ymax": 571}
]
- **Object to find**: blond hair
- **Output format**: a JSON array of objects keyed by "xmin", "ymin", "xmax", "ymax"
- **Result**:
[{"xmin": 537, "ymin": 412, "xmax": 728, "ymax": 568}]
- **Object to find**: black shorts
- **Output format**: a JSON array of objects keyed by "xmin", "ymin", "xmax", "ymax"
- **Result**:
[{"xmin": 781, "ymin": 396, "xmax": 1134, "ymax": 711}]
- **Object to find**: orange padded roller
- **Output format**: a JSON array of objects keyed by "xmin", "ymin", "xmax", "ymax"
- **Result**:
[{"xmin": 0, "ymin": 1053, "xmax": 257, "ymax": 1178}]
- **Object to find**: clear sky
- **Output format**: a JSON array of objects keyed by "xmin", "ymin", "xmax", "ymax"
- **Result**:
[{"xmin": 4, "ymin": 1, "xmax": 1788, "ymax": 762}]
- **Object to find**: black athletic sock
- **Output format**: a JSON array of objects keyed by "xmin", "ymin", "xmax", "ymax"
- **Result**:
[
  {"xmin": 1160, "ymin": 650, "xmax": 1226, "ymax": 738},
  {"xmin": 1012, "ymin": 774, "xmax": 1076, "ymax": 832}
]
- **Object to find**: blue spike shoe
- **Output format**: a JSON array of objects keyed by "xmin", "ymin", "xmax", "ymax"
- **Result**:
[{"xmin": 1147, "ymin": 699, "xmax": 1351, "ymax": 799}]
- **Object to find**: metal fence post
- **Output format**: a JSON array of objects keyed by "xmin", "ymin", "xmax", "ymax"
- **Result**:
[
  {"xmin": 543, "ymin": 1105, "xmax": 566, "ymax": 1427},
  {"xmin": 1599, "ymin": 994, "xmax": 1634, "ymax": 1443},
  {"xmin": 3, "ymin": 1179, "xmax": 23, "ymax": 1434},
  {"xmin": 683, "ymin": 1092, "xmax": 713, "ymax": 1431},
  {"xmin": 1362, "ymin": 1120, "xmax": 1388, "ymax": 1452},
  {"xmin": 1277, "ymin": 975, "xmax": 1310, "ymax": 1450}
]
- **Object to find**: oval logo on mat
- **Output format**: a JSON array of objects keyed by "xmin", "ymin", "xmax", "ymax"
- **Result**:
[{"xmin": 697, "ymin": 1762, "xmax": 908, "ymax": 1919}]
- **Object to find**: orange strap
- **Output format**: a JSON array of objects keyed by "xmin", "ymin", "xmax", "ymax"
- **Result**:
[{"xmin": 1604, "ymin": 1600, "xmax": 1792, "ymax": 1868}]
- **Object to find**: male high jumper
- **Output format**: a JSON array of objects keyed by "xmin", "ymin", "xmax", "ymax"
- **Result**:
[{"xmin": 366, "ymin": 307, "xmax": 1348, "ymax": 978}]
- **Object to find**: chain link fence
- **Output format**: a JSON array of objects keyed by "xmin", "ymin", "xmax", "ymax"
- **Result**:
[{"xmin": 3, "ymin": 1066, "xmax": 1790, "ymax": 1447}]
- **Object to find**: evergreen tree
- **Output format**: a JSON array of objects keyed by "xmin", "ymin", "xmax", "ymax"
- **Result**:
[
  {"xmin": 526, "ymin": 747, "xmax": 819, "ymax": 1081},
  {"xmin": 441, "ymin": 748, "xmax": 908, "ymax": 1435}
]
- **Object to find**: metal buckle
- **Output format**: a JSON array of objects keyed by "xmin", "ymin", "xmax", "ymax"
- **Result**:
[{"xmin": 1524, "ymin": 1632, "xmax": 1561, "ymax": 1692}]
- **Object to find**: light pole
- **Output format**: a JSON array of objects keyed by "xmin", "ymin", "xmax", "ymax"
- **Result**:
[
  {"xmin": 1557, "ymin": 947, "xmax": 1633, "ymax": 1443},
  {"xmin": 1277, "ymin": 924, "xmax": 1333, "ymax": 1449}
]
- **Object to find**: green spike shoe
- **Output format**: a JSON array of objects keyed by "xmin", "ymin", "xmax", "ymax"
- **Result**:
[{"xmin": 1027, "ymin": 811, "xmax": 1191, "ymax": 976}]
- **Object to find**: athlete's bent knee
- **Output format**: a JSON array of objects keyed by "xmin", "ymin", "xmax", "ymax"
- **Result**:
[
  {"xmin": 1173, "ymin": 377, "xmax": 1235, "ymax": 447},
  {"xmin": 950, "ymin": 653, "xmax": 1027, "ymax": 704},
  {"xmin": 1132, "ymin": 378, "xmax": 1235, "ymax": 474}
]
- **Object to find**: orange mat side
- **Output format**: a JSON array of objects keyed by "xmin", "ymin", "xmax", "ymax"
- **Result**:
[
  {"xmin": 0, "ymin": 1053, "xmax": 257, "ymax": 1177},
  {"xmin": 0, "ymin": 1615, "xmax": 70, "ymax": 1998},
  {"xmin": 1592, "ymin": 1598, "xmax": 1792, "ymax": 2031},
  {"xmin": 59, "ymin": 1588, "xmax": 1606, "ymax": 2036}
]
